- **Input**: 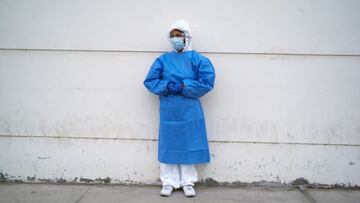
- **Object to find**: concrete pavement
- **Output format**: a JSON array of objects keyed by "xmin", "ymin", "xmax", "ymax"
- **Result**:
[{"xmin": 0, "ymin": 183, "xmax": 359, "ymax": 203}]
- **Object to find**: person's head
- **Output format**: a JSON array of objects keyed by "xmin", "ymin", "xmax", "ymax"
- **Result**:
[
  {"xmin": 169, "ymin": 29, "xmax": 185, "ymax": 52},
  {"xmin": 168, "ymin": 20, "xmax": 192, "ymax": 52}
]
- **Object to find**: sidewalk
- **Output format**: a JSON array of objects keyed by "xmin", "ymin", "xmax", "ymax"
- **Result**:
[{"xmin": 0, "ymin": 183, "xmax": 359, "ymax": 203}]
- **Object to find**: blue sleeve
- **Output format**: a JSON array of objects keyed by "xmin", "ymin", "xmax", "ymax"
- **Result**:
[
  {"xmin": 143, "ymin": 57, "xmax": 170, "ymax": 96},
  {"xmin": 182, "ymin": 55, "xmax": 215, "ymax": 99}
]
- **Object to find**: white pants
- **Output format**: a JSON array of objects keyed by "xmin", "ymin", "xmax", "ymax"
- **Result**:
[{"xmin": 160, "ymin": 163, "xmax": 198, "ymax": 189}]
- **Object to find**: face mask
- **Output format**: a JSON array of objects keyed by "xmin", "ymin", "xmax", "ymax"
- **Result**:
[{"xmin": 170, "ymin": 37, "xmax": 185, "ymax": 51}]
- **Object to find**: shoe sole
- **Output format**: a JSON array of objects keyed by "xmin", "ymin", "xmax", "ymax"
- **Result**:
[
  {"xmin": 160, "ymin": 194, "xmax": 171, "ymax": 197},
  {"xmin": 160, "ymin": 191, "xmax": 173, "ymax": 196},
  {"xmin": 184, "ymin": 193, "xmax": 196, "ymax": 197}
]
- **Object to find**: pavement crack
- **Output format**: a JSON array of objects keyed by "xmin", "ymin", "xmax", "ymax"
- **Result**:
[
  {"xmin": 297, "ymin": 188, "xmax": 316, "ymax": 203},
  {"xmin": 74, "ymin": 185, "xmax": 92, "ymax": 203}
]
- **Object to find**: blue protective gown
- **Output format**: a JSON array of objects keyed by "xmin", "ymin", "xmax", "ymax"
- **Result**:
[{"xmin": 143, "ymin": 50, "xmax": 215, "ymax": 164}]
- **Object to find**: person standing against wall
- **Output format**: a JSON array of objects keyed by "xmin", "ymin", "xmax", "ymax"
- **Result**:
[{"xmin": 143, "ymin": 19, "xmax": 216, "ymax": 197}]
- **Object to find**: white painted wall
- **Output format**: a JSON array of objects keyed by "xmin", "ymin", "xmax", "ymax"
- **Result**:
[{"xmin": 1, "ymin": 0, "xmax": 359, "ymax": 186}]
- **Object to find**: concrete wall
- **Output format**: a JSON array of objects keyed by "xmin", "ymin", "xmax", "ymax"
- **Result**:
[{"xmin": 1, "ymin": 0, "xmax": 360, "ymax": 186}]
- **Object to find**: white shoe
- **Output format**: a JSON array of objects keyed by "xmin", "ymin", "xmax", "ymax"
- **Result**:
[
  {"xmin": 182, "ymin": 185, "xmax": 196, "ymax": 197},
  {"xmin": 160, "ymin": 185, "xmax": 174, "ymax": 196}
]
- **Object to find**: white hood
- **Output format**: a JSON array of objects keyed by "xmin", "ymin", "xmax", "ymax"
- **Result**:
[{"xmin": 168, "ymin": 19, "xmax": 193, "ymax": 52}]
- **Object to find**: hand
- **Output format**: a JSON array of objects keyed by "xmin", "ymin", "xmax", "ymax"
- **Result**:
[{"xmin": 167, "ymin": 82, "xmax": 183, "ymax": 94}]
